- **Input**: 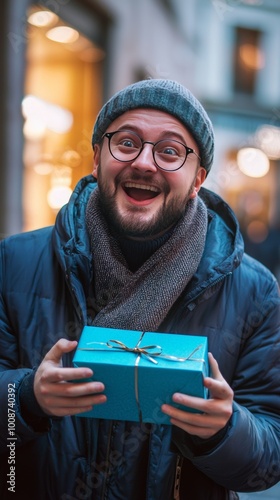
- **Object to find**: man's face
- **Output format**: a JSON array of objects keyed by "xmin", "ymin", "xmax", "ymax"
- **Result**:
[{"xmin": 93, "ymin": 109, "xmax": 206, "ymax": 239}]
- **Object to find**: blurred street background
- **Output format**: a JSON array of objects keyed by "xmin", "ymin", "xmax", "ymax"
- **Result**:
[
  {"xmin": 1, "ymin": 0, "xmax": 280, "ymax": 283},
  {"xmin": 0, "ymin": 1, "xmax": 279, "ymax": 497}
]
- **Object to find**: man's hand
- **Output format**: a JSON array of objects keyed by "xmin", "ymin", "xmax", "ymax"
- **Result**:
[
  {"xmin": 161, "ymin": 353, "xmax": 233, "ymax": 439},
  {"xmin": 34, "ymin": 339, "xmax": 107, "ymax": 417}
]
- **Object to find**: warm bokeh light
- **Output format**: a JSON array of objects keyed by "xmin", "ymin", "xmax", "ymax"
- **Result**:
[
  {"xmin": 47, "ymin": 186, "xmax": 72, "ymax": 209},
  {"xmin": 33, "ymin": 161, "xmax": 54, "ymax": 176},
  {"xmin": 22, "ymin": 95, "xmax": 73, "ymax": 135},
  {"xmin": 247, "ymin": 220, "xmax": 269, "ymax": 243},
  {"xmin": 256, "ymin": 125, "xmax": 280, "ymax": 160},
  {"xmin": 239, "ymin": 43, "xmax": 265, "ymax": 70},
  {"xmin": 237, "ymin": 147, "xmax": 269, "ymax": 178},
  {"xmin": 61, "ymin": 150, "xmax": 81, "ymax": 168},
  {"xmin": 23, "ymin": 118, "xmax": 46, "ymax": 140},
  {"xmin": 46, "ymin": 26, "xmax": 79, "ymax": 44},
  {"xmin": 28, "ymin": 10, "xmax": 58, "ymax": 28}
]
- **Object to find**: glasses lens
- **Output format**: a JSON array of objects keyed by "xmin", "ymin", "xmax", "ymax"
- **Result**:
[
  {"xmin": 110, "ymin": 131, "xmax": 142, "ymax": 162},
  {"xmin": 154, "ymin": 140, "xmax": 187, "ymax": 171}
]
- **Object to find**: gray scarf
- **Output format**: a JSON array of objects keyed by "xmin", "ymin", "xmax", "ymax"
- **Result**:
[{"xmin": 86, "ymin": 189, "xmax": 208, "ymax": 332}]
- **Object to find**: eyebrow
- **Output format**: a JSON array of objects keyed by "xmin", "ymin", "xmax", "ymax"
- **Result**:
[{"xmin": 116, "ymin": 124, "xmax": 189, "ymax": 145}]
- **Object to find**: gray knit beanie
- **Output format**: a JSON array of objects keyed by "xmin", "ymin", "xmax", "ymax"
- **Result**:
[{"xmin": 92, "ymin": 79, "xmax": 214, "ymax": 174}]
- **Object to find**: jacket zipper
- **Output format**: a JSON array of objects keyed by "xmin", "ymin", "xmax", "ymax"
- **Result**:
[
  {"xmin": 173, "ymin": 455, "xmax": 184, "ymax": 500},
  {"xmin": 172, "ymin": 274, "xmax": 231, "ymax": 498}
]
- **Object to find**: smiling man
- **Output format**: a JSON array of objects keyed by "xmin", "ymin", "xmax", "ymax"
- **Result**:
[
  {"xmin": 94, "ymin": 108, "xmax": 205, "ymax": 235},
  {"xmin": 0, "ymin": 79, "xmax": 280, "ymax": 500},
  {"xmin": 93, "ymin": 109, "xmax": 206, "ymax": 240}
]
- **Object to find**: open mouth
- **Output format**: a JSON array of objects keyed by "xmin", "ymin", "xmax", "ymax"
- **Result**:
[{"xmin": 122, "ymin": 182, "xmax": 160, "ymax": 202}]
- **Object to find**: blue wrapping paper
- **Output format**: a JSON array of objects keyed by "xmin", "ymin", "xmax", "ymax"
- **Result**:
[{"xmin": 73, "ymin": 326, "xmax": 209, "ymax": 424}]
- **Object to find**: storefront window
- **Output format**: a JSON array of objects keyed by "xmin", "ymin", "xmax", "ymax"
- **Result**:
[
  {"xmin": 233, "ymin": 26, "xmax": 264, "ymax": 96},
  {"xmin": 23, "ymin": 5, "xmax": 105, "ymax": 230}
]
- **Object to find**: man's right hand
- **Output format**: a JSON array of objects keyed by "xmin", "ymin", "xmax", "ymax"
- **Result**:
[{"xmin": 34, "ymin": 338, "xmax": 106, "ymax": 417}]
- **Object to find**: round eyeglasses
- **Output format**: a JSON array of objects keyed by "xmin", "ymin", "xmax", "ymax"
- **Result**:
[{"xmin": 102, "ymin": 130, "xmax": 201, "ymax": 172}]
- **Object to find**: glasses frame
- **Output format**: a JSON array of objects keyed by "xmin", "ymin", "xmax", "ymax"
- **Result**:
[{"xmin": 101, "ymin": 130, "xmax": 201, "ymax": 172}]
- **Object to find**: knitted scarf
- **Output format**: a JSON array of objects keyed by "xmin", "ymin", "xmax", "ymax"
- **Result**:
[{"xmin": 85, "ymin": 188, "xmax": 208, "ymax": 332}]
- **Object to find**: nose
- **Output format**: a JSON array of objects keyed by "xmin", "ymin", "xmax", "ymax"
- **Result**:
[{"xmin": 130, "ymin": 143, "xmax": 158, "ymax": 173}]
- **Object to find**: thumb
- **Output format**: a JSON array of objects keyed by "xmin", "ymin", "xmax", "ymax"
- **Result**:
[
  {"xmin": 204, "ymin": 353, "xmax": 233, "ymax": 400},
  {"xmin": 44, "ymin": 339, "xmax": 78, "ymax": 365},
  {"xmin": 207, "ymin": 352, "xmax": 224, "ymax": 381}
]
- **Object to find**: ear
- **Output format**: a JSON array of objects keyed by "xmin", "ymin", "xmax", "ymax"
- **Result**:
[
  {"xmin": 189, "ymin": 167, "xmax": 207, "ymax": 199},
  {"xmin": 92, "ymin": 145, "xmax": 100, "ymax": 178}
]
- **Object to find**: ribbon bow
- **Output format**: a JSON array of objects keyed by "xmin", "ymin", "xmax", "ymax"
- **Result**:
[{"xmin": 106, "ymin": 337, "xmax": 162, "ymax": 364}]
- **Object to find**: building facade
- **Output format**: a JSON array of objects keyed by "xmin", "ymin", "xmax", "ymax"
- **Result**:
[{"xmin": 1, "ymin": 0, "xmax": 280, "ymax": 276}]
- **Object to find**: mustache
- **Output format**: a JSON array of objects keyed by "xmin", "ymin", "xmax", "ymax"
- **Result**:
[{"xmin": 114, "ymin": 171, "xmax": 170, "ymax": 196}]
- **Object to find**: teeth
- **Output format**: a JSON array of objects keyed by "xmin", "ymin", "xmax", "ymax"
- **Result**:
[{"xmin": 124, "ymin": 182, "xmax": 159, "ymax": 193}]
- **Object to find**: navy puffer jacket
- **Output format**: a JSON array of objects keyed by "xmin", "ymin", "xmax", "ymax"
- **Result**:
[{"xmin": 0, "ymin": 175, "xmax": 279, "ymax": 500}]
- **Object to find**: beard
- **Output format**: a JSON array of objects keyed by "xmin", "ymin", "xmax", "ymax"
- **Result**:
[{"xmin": 96, "ymin": 164, "xmax": 196, "ymax": 239}]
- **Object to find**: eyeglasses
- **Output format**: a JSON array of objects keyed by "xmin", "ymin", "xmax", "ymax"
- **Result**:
[{"xmin": 102, "ymin": 130, "xmax": 201, "ymax": 172}]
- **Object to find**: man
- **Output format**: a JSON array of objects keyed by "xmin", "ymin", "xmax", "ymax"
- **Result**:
[{"xmin": 0, "ymin": 79, "xmax": 279, "ymax": 500}]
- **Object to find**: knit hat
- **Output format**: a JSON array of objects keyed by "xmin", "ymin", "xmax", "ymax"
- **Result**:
[{"xmin": 92, "ymin": 79, "xmax": 214, "ymax": 174}]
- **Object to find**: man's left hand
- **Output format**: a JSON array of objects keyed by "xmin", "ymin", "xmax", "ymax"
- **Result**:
[{"xmin": 161, "ymin": 353, "xmax": 233, "ymax": 439}]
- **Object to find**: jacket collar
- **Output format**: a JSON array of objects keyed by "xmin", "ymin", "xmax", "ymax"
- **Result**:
[
  {"xmin": 184, "ymin": 187, "xmax": 244, "ymax": 303},
  {"xmin": 52, "ymin": 177, "xmax": 244, "ymax": 307}
]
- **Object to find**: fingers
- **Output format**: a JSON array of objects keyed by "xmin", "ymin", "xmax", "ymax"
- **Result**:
[
  {"xmin": 204, "ymin": 376, "xmax": 233, "ymax": 400},
  {"xmin": 47, "ymin": 392, "xmax": 107, "ymax": 408},
  {"xmin": 50, "ymin": 401, "xmax": 104, "ymax": 417},
  {"xmin": 34, "ymin": 374, "xmax": 107, "ymax": 417},
  {"xmin": 34, "ymin": 339, "xmax": 106, "ymax": 417},
  {"xmin": 161, "ymin": 353, "xmax": 234, "ymax": 438},
  {"xmin": 204, "ymin": 353, "xmax": 233, "ymax": 400},
  {"xmin": 207, "ymin": 352, "xmax": 223, "ymax": 381},
  {"xmin": 44, "ymin": 339, "xmax": 78, "ymax": 364},
  {"xmin": 161, "ymin": 396, "xmax": 232, "ymax": 438},
  {"xmin": 161, "ymin": 403, "xmax": 215, "ymax": 437},
  {"xmin": 38, "ymin": 338, "xmax": 93, "ymax": 382},
  {"xmin": 45, "ymin": 367, "xmax": 93, "ymax": 383},
  {"xmin": 168, "ymin": 392, "xmax": 225, "ymax": 418},
  {"xmin": 42, "ymin": 380, "xmax": 105, "ymax": 398},
  {"xmin": 171, "ymin": 392, "xmax": 208, "ymax": 413},
  {"xmin": 42, "ymin": 392, "xmax": 107, "ymax": 417},
  {"xmin": 208, "ymin": 352, "xmax": 223, "ymax": 380}
]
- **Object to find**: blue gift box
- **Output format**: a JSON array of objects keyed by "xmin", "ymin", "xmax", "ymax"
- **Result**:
[{"xmin": 73, "ymin": 326, "xmax": 209, "ymax": 425}]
